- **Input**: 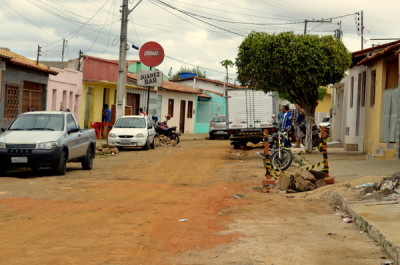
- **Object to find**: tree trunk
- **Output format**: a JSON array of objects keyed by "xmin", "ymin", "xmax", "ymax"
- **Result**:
[{"xmin": 304, "ymin": 114, "xmax": 314, "ymax": 152}]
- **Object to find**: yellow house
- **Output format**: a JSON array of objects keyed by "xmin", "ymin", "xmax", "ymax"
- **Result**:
[
  {"xmin": 357, "ymin": 42, "xmax": 399, "ymax": 159},
  {"xmin": 315, "ymin": 86, "xmax": 331, "ymax": 124},
  {"xmin": 77, "ymin": 55, "xmax": 157, "ymax": 130}
]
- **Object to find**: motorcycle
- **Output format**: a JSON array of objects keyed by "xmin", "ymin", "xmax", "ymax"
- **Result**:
[
  {"xmin": 152, "ymin": 115, "xmax": 180, "ymax": 144},
  {"xmin": 268, "ymin": 128, "xmax": 293, "ymax": 171},
  {"xmin": 300, "ymin": 123, "xmax": 322, "ymax": 151}
]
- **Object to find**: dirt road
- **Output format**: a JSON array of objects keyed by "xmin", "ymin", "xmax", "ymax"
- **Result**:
[{"xmin": 0, "ymin": 140, "xmax": 387, "ymax": 265}]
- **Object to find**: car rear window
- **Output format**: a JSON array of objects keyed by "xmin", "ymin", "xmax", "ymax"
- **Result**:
[{"xmin": 211, "ymin": 116, "xmax": 227, "ymax": 122}]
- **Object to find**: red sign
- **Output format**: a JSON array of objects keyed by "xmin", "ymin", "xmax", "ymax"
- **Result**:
[{"xmin": 139, "ymin": 41, "xmax": 165, "ymax": 67}]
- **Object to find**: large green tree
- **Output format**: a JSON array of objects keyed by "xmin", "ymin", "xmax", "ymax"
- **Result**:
[{"xmin": 236, "ymin": 31, "xmax": 351, "ymax": 150}]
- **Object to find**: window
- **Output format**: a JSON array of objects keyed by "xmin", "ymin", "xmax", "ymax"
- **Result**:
[
  {"xmin": 370, "ymin": 70, "xmax": 376, "ymax": 106},
  {"xmin": 187, "ymin": 101, "xmax": 193, "ymax": 118},
  {"xmin": 168, "ymin": 99, "xmax": 174, "ymax": 117},
  {"xmin": 361, "ymin": 71, "xmax": 366, "ymax": 107},
  {"xmin": 67, "ymin": 114, "xmax": 78, "ymax": 131},
  {"xmin": 350, "ymin": 76, "xmax": 354, "ymax": 108}
]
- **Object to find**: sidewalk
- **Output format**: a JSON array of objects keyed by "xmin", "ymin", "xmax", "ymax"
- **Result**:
[{"xmin": 297, "ymin": 147, "xmax": 400, "ymax": 265}]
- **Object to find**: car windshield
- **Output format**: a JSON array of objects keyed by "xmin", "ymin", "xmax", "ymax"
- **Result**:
[
  {"xmin": 9, "ymin": 114, "xmax": 64, "ymax": 131},
  {"xmin": 322, "ymin": 117, "xmax": 330, "ymax": 122},
  {"xmin": 114, "ymin": 117, "xmax": 146, "ymax": 128},
  {"xmin": 211, "ymin": 116, "xmax": 227, "ymax": 122}
]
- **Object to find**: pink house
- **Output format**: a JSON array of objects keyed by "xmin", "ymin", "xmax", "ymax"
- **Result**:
[{"xmin": 46, "ymin": 67, "xmax": 83, "ymax": 122}]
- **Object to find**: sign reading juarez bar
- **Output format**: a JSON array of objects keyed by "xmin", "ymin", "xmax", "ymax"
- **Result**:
[
  {"xmin": 139, "ymin": 41, "xmax": 165, "ymax": 67},
  {"xmin": 137, "ymin": 70, "xmax": 163, "ymax": 87}
]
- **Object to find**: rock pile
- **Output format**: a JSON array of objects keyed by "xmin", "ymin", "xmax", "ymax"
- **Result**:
[
  {"xmin": 96, "ymin": 143, "xmax": 119, "ymax": 155},
  {"xmin": 359, "ymin": 172, "xmax": 400, "ymax": 200},
  {"xmin": 276, "ymin": 169, "xmax": 328, "ymax": 192},
  {"xmin": 155, "ymin": 135, "xmax": 178, "ymax": 147}
]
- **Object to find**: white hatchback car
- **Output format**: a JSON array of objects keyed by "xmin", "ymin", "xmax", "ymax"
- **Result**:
[{"xmin": 108, "ymin": 115, "xmax": 156, "ymax": 150}]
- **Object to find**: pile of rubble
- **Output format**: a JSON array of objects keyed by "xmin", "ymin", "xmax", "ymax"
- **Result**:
[
  {"xmin": 359, "ymin": 172, "xmax": 400, "ymax": 200},
  {"xmin": 155, "ymin": 135, "xmax": 178, "ymax": 147},
  {"xmin": 95, "ymin": 143, "xmax": 119, "ymax": 156},
  {"xmin": 277, "ymin": 169, "xmax": 329, "ymax": 192}
]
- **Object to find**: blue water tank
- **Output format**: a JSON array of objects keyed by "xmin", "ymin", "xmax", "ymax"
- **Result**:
[{"xmin": 178, "ymin": 72, "xmax": 196, "ymax": 79}]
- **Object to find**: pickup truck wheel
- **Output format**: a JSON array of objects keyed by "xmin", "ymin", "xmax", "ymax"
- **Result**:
[
  {"xmin": 150, "ymin": 137, "xmax": 155, "ymax": 149},
  {"xmin": 81, "ymin": 147, "xmax": 94, "ymax": 170},
  {"xmin": 54, "ymin": 150, "xmax": 67, "ymax": 175},
  {"xmin": 142, "ymin": 138, "xmax": 150, "ymax": 150}
]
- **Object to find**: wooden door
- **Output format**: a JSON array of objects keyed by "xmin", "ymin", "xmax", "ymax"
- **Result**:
[
  {"xmin": 127, "ymin": 93, "xmax": 140, "ymax": 115},
  {"xmin": 179, "ymin": 100, "xmax": 186, "ymax": 133},
  {"xmin": 111, "ymin": 105, "xmax": 133, "ymax": 125},
  {"xmin": 22, "ymin": 81, "xmax": 43, "ymax": 112}
]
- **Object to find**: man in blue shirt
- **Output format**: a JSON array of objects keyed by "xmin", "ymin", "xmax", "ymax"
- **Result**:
[
  {"xmin": 281, "ymin": 105, "xmax": 292, "ymax": 147},
  {"xmin": 102, "ymin": 104, "xmax": 111, "ymax": 123}
]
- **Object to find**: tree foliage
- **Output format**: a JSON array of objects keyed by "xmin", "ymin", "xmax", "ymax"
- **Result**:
[
  {"xmin": 236, "ymin": 31, "xmax": 351, "ymax": 115},
  {"xmin": 168, "ymin": 66, "xmax": 207, "ymax": 80},
  {"xmin": 220, "ymin": 59, "xmax": 234, "ymax": 83}
]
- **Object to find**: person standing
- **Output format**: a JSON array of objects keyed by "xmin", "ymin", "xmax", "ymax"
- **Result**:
[
  {"xmin": 293, "ymin": 104, "xmax": 305, "ymax": 148},
  {"xmin": 139, "ymin": 107, "xmax": 147, "ymax": 116},
  {"xmin": 281, "ymin": 105, "xmax": 292, "ymax": 147},
  {"xmin": 102, "ymin": 104, "xmax": 111, "ymax": 123}
]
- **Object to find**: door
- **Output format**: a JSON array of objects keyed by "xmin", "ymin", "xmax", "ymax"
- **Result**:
[
  {"xmin": 111, "ymin": 105, "xmax": 133, "ymax": 125},
  {"xmin": 22, "ymin": 81, "xmax": 43, "ymax": 112},
  {"xmin": 180, "ymin": 100, "xmax": 186, "ymax": 133},
  {"xmin": 127, "ymin": 93, "xmax": 140, "ymax": 115}
]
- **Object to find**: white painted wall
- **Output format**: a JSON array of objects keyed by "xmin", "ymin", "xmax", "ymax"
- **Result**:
[
  {"xmin": 343, "ymin": 65, "xmax": 367, "ymax": 150},
  {"xmin": 159, "ymin": 90, "xmax": 196, "ymax": 133},
  {"xmin": 178, "ymin": 79, "xmax": 225, "ymax": 94}
]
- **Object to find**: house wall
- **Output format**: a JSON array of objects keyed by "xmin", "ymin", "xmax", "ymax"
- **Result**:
[
  {"xmin": 195, "ymin": 91, "xmax": 226, "ymax": 133},
  {"xmin": 79, "ymin": 82, "xmax": 116, "ymax": 128},
  {"xmin": 47, "ymin": 67, "xmax": 82, "ymax": 122},
  {"xmin": 0, "ymin": 65, "xmax": 49, "ymax": 128},
  {"xmin": 343, "ymin": 65, "xmax": 366, "ymax": 151},
  {"xmin": 364, "ymin": 60, "xmax": 386, "ymax": 157},
  {"xmin": 315, "ymin": 87, "xmax": 331, "ymax": 125},
  {"xmin": 160, "ymin": 90, "xmax": 196, "ymax": 133},
  {"xmin": 178, "ymin": 79, "xmax": 225, "ymax": 95}
]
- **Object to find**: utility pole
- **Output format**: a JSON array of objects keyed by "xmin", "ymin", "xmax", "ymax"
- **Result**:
[
  {"xmin": 360, "ymin": 10, "xmax": 364, "ymax": 50},
  {"xmin": 116, "ymin": 0, "xmax": 131, "ymax": 120},
  {"xmin": 304, "ymin": 19, "xmax": 332, "ymax": 35},
  {"xmin": 36, "ymin": 45, "xmax": 41, "ymax": 65},
  {"xmin": 61, "ymin": 38, "xmax": 67, "ymax": 62}
]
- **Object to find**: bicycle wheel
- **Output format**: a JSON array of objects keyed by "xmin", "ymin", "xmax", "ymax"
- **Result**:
[{"xmin": 270, "ymin": 149, "xmax": 293, "ymax": 171}]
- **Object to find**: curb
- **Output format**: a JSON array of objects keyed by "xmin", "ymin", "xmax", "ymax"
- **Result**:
[{"xmin": 337, "ymin": 192, "xmax": 400, "ymax": 265}]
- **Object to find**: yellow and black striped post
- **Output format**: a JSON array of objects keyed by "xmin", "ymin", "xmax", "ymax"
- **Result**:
[
  {"xmin": 262, "ymin": 129, "xmax": 276, "ymax": 185},
  {"xmin": 321, "ymin": 126, "xmax": 334, "ymax": 184}
]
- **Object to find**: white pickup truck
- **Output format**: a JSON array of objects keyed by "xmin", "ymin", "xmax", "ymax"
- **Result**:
[{"xmin": 0, "ymin": 111, "xmax": 96, "ymax": 175}]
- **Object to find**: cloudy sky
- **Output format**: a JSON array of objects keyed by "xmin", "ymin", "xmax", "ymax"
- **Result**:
[{"xmin": 1, "ymin": 0, "xmax": 399, "ymax": 82}]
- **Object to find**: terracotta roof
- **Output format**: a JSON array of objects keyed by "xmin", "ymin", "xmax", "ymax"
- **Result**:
[
  {"xmin": 172, "ymin": 76, "xmax": 244, "ymax": 89},
  {"xmin": 357, "ymin": 42, "xmax": 400, "ymax": 66},
  {"xmin": 0, "ymin": 48, "xmax": 58, "ymax": 75},
  {"xmin": 198, "ymin": 93, "xmax": 212, "ymax": 99},
  {"xmin": 352, "ymin": 40, "xmax": 400, "ymax": 59},
  {"xmin": 127, "ymin": 73, "xmax": 200, "ymax": 94}
]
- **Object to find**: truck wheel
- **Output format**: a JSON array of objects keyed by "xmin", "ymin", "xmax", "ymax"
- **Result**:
[
  {"xmin": 54, "ymin": 150, "xmax": 67, "ymax": 175},
  {"xmin": 209, "ymin": 132, "xmax": 215, "ymax": 140},
  {"xmin": 233, "ymin": 142, "xmax": 241, "ymax": 149},
  {"xmin": 150, "ymin": 137, "xmax": 155, "ymax": 149},
  {"xmin": 142, "ymin": 138, "xmax": 150, "ymax": 150},
  {"xmin": 81, "ymin": 146, "xmax": 94, "ymax": 170}
]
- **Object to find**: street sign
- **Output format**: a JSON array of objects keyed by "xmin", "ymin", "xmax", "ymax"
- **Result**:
[
  {"xmin": 137, "ymin": 70, "xmax": 163, "ymax": 87},
  {"xmin": 139, "ymin": 41, "xmax": 164, "ymax": 67}
]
